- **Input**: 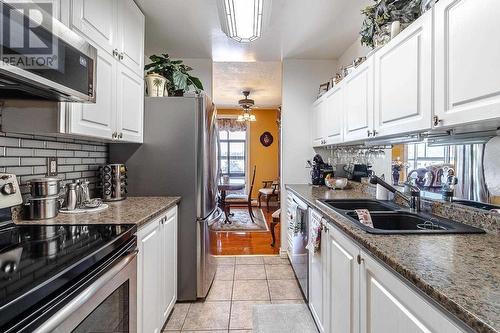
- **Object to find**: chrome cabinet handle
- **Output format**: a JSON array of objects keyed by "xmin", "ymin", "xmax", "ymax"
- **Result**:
[
  {"xmin": 119, "ymin": 52, "xmax": 124, "ymax": 60},
  {"xmin": 112, "ymin": 131, "xmax": 117, "ymax": 139},
  {"xmin": 433, "ymin": 115, "xmax": 443, "ymax": 127},
  {"xmin": 118, "ymin": 132, "xmax": 123, "ymax": 139},
  {"xmin": 112, "ymin": 49, "xmax": 119, "ymax": 58},
  {"xmin": 367, "ymin": 130, "xmax": 372, "ymax": 137},
  {"xmin": 372, "ymin": 129, "xmax": 378, "ymax": 137}
]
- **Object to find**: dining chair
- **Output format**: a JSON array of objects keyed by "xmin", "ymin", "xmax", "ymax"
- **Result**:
[
  {"xmin": 258, "ymin": 179, "xmax": 280, "ymax": 212},
  {"xmin": 225, "ymin": 165, "xmax": 257, "ymax": 223}
]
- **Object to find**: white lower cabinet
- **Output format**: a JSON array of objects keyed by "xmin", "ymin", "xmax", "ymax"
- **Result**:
[
  {"xmin": 308, "ymin": 209, "xmax": 466, "ymax": 333},
  {"xmin": 308, "ymin": 210, "xmax": 327, "ymax": 332},
  {"xmin": 137, "ymin": 206, "xmax": 178, "ymax": 333},
  {"xmin": 360, "ymin": 252, "xmax": 464, "ymax": 333},
  {"xmin": 325, "ymin": 225, "xmax": 360, "ymax": 333}
]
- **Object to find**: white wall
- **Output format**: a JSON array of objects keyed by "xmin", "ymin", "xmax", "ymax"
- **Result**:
[
  {"xmin": 181, "ymin": 58, "xmax": 213, "ymax": 98},
  {"xmin": 337, "ymin": 37, "xmax": 371, "ymax": 69},
  {"xmin": 280, "ymin": 58, "xmax": 337, "ymax": 254}
]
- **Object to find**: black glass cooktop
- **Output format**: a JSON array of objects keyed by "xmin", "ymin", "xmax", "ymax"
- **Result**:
[{"xmin": 0, "ymin": 220, "xmax": 136, "ymax": 331}]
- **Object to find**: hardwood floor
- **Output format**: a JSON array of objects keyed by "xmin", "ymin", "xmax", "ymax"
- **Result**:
[{"xmin": 210, "ymin": 208, "xmax": 281, "ymax": 255}]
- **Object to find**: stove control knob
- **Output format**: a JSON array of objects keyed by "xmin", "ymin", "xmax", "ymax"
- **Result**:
[{"xmin": 2, "ymin": 182, "xmax": 17, "ymax": 195}]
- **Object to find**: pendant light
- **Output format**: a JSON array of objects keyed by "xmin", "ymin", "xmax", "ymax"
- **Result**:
[{"xmin": 237, "ymin": 91, "xmax": 256, "ymax": 122}]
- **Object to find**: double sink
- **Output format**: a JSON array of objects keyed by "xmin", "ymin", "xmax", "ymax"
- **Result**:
[{"xmin": 319, "ymin": 199, "xmax": 485, "ymax": 234}]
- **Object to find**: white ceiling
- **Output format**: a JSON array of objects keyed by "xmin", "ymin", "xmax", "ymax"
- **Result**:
[
  {"xmin": 213, "ymin": 62, "xmax": 282, "ymax": 108},
  {"xmin": 136, "ymin": 0, "xmax": 370, "ymax": 61},
  {"xmin": 136, "ymin": 0, "xmax": 371, "ymax": 107}
]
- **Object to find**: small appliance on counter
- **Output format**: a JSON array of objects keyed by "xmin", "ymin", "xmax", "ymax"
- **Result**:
[
  {"xmin": 59, "ymin": 180, "xmax": 107, "ymax": 214},
  {"xmin": 24, "ymin": 177, "xmax": 62, "ymax": 220},
  {"xmin": 309, "ymin": 154, "xmax": 334, "ymax": 185},
  {"xmin": 99, "ymin": 164, "xmax": 128, "ymax": 201},
  {"xmin": 343, "ymin": 163, "xmax": 373, "ymax": 182}
]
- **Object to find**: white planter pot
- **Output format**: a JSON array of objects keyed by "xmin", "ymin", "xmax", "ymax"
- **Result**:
[{"xmin": 145, "ymin": 74, "xmax": 167, "ymax": 97}]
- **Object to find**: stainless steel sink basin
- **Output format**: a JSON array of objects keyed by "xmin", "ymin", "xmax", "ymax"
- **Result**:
[
  {"xmin": 319, "ymin": 199, "xmax": 485, "ymax": 234},
  {"xmin": 320, "ymin": 199, "xmax": 398, "ymax": 212},
  {"xmin": 452, "ymin": 200, "xmax": 500, "ymax": 211}
]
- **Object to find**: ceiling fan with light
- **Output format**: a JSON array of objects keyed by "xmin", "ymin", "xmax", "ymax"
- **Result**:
[{"xmin": 237, "ymin": 91, "xmax": 256, "ymax": 122}]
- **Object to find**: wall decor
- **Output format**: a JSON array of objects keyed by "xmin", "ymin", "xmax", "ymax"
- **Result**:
[
  {"xmin": 260, "ymin": 131, "xmax": 274, "ymax": 147},
  {"xmin": 318, "ymin": 82, "xmax": 330, "ymax": 97}
]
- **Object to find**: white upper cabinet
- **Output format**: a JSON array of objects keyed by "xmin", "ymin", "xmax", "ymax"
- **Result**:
[
  {"xmin": 434, "ymin": 0, "xmax": 500, "ymax": 128},
  {"xmin": 360, "ymin": 252, "xmax": 465, "ymax": 333},
  {"xmin": 116, "ymin": 63, "xmax": 144, "ymax": 143},
  {"xmin": 343, "ymin": 58, "xmax": 374, "ymax": 142},
  {"xmin": 374, "ymin": 10, "xmax": 432, "ymax": 137},
  {"xmin": 69, "ymin": 0, "xmax": 117, "ymax": 54},
  {"xmin": 324, "ymin": 85, "xmax": 343, "ymax": 145},
  {"xmin": 312, "ymin": 99, "xmax": 326, "ymax": 146},
  {"xmin": 67, "ymin": 49, "xmax": 116, "ymax": 139},
  {"xmin": 117, "ymin": 0, "xmax": 145, "ymax": 76},
  {"xmin": 60, "ymin": 0, "xmax": 145, "ymax": 142}
]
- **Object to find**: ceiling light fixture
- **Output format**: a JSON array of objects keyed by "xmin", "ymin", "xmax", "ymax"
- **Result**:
[
  {"xmin": 218, "ymin": 0, "xmax": 271, "ymax": 43},
  {"xmin": 237, "ymin": 91, "xmax": 257, "ymax": 122}
]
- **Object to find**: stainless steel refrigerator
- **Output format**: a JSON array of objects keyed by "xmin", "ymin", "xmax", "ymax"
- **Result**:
[{"xmin": 110, "ymin": 94, "xmax": 220, "ymax": 301}]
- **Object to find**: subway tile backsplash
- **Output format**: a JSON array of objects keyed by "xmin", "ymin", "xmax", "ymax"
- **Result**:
[{"xmin": 0, "ymin": 122, "xmax": 108, "ymax": 196}]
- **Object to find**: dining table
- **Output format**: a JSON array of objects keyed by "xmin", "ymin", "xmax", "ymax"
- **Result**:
[{"xmin": 218, "ymin": 179, "xmax": 245, "ymax": 224}]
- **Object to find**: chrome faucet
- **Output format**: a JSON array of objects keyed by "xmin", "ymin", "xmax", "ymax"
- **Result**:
[{"xmin": 369, "ymin": 175, "xmax": 421, "ymax": 212}]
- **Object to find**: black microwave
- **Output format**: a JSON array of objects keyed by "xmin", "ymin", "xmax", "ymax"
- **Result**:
[{"xmin": 0, "ymin": 1, "xmax": 97, "ymax": 103}]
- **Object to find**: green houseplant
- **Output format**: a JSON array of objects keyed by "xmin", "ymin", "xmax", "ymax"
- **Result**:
[
  {"xmin": 144, "ymin": 54, "xmax": 204, "ymax": 96},
  {"xmin": 360, "ymin": 0, "xmax": 422, "ymax": 48}
]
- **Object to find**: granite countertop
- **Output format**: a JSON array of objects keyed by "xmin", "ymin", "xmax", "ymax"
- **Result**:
[
  {"xmin": 286, "ymin": 184, "xmax": 499, "ymax": 333},
  {"xmin": 14, "ymin": 196, "xmax": 181, "ymax": 228}
]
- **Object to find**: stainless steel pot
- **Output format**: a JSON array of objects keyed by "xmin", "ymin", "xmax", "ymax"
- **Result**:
[
  {"xmin": 27, "ymin": 178, "xmax": 61, "ymax": 197},
  {"xmin": 25, "ymin": 195, "xmax": 60, "ymax": 220}
]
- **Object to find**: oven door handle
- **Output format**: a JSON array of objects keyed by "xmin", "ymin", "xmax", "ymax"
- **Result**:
[{"xmin": 33, "ymin": 250, "xmax": 138, "ymax": 333}]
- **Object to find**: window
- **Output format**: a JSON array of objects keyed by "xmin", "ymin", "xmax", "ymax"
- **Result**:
[
  {"xmin": 406, "ymin": 143, "xmax": 454, "ymax": 170},
  {"xmin": 218, "ymin": 129, "xmax": 246, "ymax": 180}
]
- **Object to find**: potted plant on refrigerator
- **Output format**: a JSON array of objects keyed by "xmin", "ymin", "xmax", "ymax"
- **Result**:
[{"xmin": 144, "ymin": 54, "xmax": 204, "ymax": 96}]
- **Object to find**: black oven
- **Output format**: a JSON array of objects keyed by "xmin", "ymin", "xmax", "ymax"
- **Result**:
[
  {"xmin": 0, "ymin": 224, "xmax": 137, "ymax": 333},
  {"xmin": 0, "ymin": 1, "xmax": 97, "ymax": 102}
]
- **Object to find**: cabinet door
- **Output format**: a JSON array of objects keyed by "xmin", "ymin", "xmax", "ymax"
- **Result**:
[
  {"xmin": 324, "ymin": 86, "xmax": 343, "ymax": 144},
  {"xmin": 360, "ymin": 252, "xmax": 465, "ymax": 333},
  {"xmin": 374, "ymin": 11, "xmax": 432, "ymax": 137},
  {"xmin": 312, "ymin": 99, "xmax": 325, "ymax": 147},
  {"xmin": 326, "ymin": 227, "xmax": 360, "ymax": 333},
  {"xmin": 343, "ymin": 59, "xmax": 374, "ymax": 142},
  {"xmin": 434, "ymin": 0, "xmax": 500, "ymax": 128},
  {"xmin": 116, "ymin": 63, "xmax": 144, "ymax": 143},
  {"xmin": 67, "ymin": 47, "xmax": 116, "ymax": 140},
  {"xmin": 117, "ymin": 0, "xmax": 145, "ymax": 76},
  {"xmin": 137, "ymin": 219, "xmax": 162, "ymax": 333},
  {"xmin": 69, "ymin": 0, "xmax": 117, "ymax": 54},
  {"xmin": 160, "ymin": 207, "xmax": 178, "ymax": 326},
  {"xmin": 308, "ymin": 210, "xmax": 326, "ymax": 332}
]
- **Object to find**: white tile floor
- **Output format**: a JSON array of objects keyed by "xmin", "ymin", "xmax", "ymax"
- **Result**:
[{"xmin": 163, "ymin": 255, "xmax": 305, "ymax": 332}]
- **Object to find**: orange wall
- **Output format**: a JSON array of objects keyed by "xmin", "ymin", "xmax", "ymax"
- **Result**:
[{"xmin": 218, "ymin": 109, "xmax": 279, "ymax": 198}]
